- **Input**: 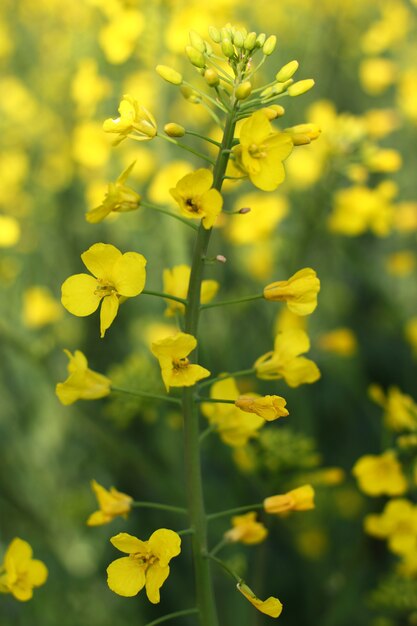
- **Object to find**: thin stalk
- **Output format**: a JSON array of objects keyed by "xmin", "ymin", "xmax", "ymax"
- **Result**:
[
  {"xmin": 142, "ymin": 201, "xmax": 198, "ymax": 231},
  {"xmin": 158, "ymin": 133, "xmax": 216, "ymax": 165},
  {"xmin": 185, "ymin": 130, "xmax": 221, "ymax": 147},
  {"xmin": 205, "ymin": 553, "xmax": 242, "ymax": 583},
  {"xmin": 111, "ymin": 386, "xmax": 181, "ymax": 405},
  {"xmin": 209, "ymin": 538, "xmax": 228, "ymax": 557},
  {"xmin": 195, "ymin": 398, "xmax": 235, "ymax": 405},
  {"xmin": 200, "ymin": 293, "xmax": 263, "ymax": 310},
  {"xmin": 142, "ymin": 289, "xmax": 187, "ymax": 305},
  {"xmin": 183, "ymin": 81, "xmax": 228, "ymax": 112},
  {"xmin": 144, "ymin": 608, "xmax": 199, "ymax": 626},
  {"xmin": 207, "ymin": 503, "xmax": 263, "ymax": 521},
  {"xmin": 199, "ymin": 424, "xmax": 216, "ymax": 444},
  {"xmin": 131, "ymin": 501, "xmax": 187, "ymax": 514},
  {"xmin": 198, "ymin": 368, "xmax": 255, "ymax": 390}
]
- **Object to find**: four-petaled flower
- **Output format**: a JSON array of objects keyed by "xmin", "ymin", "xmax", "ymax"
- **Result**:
[
  {"xmin": 225, "ymin": 512, "xmax": 268, "ymax": 545},
  {"xmin": 103, "ymin": 94, "xmax": 157, "ymax": 145},
  {"xmin": 264, "ymin": 484, "xmax": 315, "ymax": 515},
  {"xmin": 234, "ymin": 110, "xmax": 293, "ymax": 191},
  {"xmin": 107, "ymin": 530, "xmax": 181, "ymax": 602},
  {"xmin": 365, "ymin": 498, "xmax": 417, "ymax": 555},
  {"xmin": 61, "ymin": 243, "xmax": 147, "ymax": 338},
  {"xmin": 263, "ymin": 268, "xmax": 320, "ymax": 316},
  {"xmin": 352, "ymin": 450, "xmax": 407, "ymax": 496},
  {"xmin": 170, "ymin": 168, "xmax": 223, "ymax": 229},
  {"xmin": 237, "ymin": 582, "xmax": 283, "ymax": 618},
  {"xmin": 86, "ymin": 162, "xmax": 141, "ymax": 224},
  {"xmin": 87, "ymin": 480, "xmax": 133, "ymax": 526},
  {"xmin": 56, "ymin": 349, "xmax": 111, "ymax": 405},
  {"xmin": 151, "ymin": 332, "xmax": 210, "ymax": 390},
  {"xmin": 0, "ymin": 538, "xmax": 48, "ymax": 602}
]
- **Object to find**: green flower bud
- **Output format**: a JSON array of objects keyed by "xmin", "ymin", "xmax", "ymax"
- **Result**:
[
  {"xmin": 164, "ymin": 123, "xmax": 186, "ymax": 137},
  {"xmin": 189, "ymin": 30, "xmax": 206, "ymax": 53},
  {"xmin": 180, "ymin": 85, "xmax": 201, "ymax": 103},
  {"xmin": 235, "ymin": 81, "xmax": 252, "ymax": 100},
  {"xmin": 233, "ymin": 30, "xmax": 244, "ymax": 48},
  {"xmin": 185, "ymin": 46, "xmax": 206, "ymax": 68},
  {"xmin": 262, "ymin": 104, "xmax": 286, "ymax": 119},
  {"xmin": 263, "ymin": 35, "xmax": 277, "ymax": 56},
  {"xmin": 221, "ymin": 26, "xmax": 232, "ymax": 41},
  {"xmin": 204, "ymin": 68, "xmax": 220, "ymax": 87},
  {"xmin": 155, "ymin": 65, "xmax": 183, "ymax": 85},
  {"xmin": 256, "ymin": 33, "xmax": 266, "ymax": 48},
  {"xmin": 208, "ymin": 26, "xmax": 221, "ymax": 43},
  {"xmin": 276, "ymin": 60, "xmax": 299, "ymax": 82},
  {"xmin": 222, "ymin": 39, "xmax": 235, "ymax": 58},
  {"xmin": 288, "ymin": 79, "xmax": 315, "ymax": 96},
  {"xmin": 244, "ymin": 32, "xmax": 257, "ymax": 51}
]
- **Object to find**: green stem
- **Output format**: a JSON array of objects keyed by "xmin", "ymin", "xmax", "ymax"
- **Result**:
[
  {"xmin": 181, "ymin": 99, "xmax": 239, "ymax": 626},
  {"xmin": 197, "ymin": 368, "xmax": 255, "ymax": 390},
  {"xmin": 210, "ymin": 538, "xmax": 228, "ymax": 557},
  {"xmin": 207, "ymin": 503, "xmax": 263, "ymax": 521},
  {"xmin": 185, "ymin": 130, "xmax": 221, "ymax": 147},
  {"xmin": 183, "ymin": 81, "xmax": 228, "ymax": 112},
  {"xmin": 132, "ymin": 501, "xmax": 187, "ymax": 514},
  {"xmin": 142, "ymin": 201, "xmax": 198, "ymax": 230},
  {"xmin": 195, "ymin": 398, "xmax": 236, "ymax": 405},
  {"xmin": 177, "ymin": 528, "xmax": 195, "ymax": 537},
  {"xmin": 158, "ymin": 133, "xmax": 216, "ymax": 165},
  {"xmin": 144, "ymin": 608, "xmax": 199, "ymax": 626},
  {"xmin": 111, "ymin": 386, "xmax": 181, "ymax": 405},
  {"xmin": 200, "ymin": 293, "xmax": 263, "ymax": 310},
  {"xmin": 142, "ymin": 289, "xmax": 187, "ymax": 305},
  {"xmin": 205, "ymin": 553, "xmax": 242, "ymax": 583}
]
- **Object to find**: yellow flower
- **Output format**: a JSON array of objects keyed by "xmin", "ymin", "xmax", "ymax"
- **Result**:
[
  {"xmin": 22, "ymin": 286, "xmax": 62, "ymax": 328},
  {"xmin": 225, "ymin": 512, "xmax": 268, "ymax": 545},
  {"xmin": 107, "ymin": 529, "xmax": 181, "ymax": 602},
  {"xmin": 61, "ymin": 243, "xmax": 147, "ymax": 338},
  {"xmin": 263, "ymin": 268, "xmax": 320, "ymax": 316},
  {"xmin": 255, "ymin": 329, "xmax": 321, "ymax": 387},
  {"xmin": 86, "ymin": 162, "xmax": 141, "ymax": 224},
  {"xmin": 237, "ymin": 582, "xmax": 283, "ymax": 618},
  {"xmin": 264, "ymin": 484, "xmax": 315, "ymax": 514},
  {"xmin": 317, "ymin": 328, "xmax": 357, "ymax": 357},
  {"xmin": 170, "ymin": 168, "xmax": 223, "ymax": 229},
  {"xmin": 201, "ymin": 379, "xmax": 264, "ymax": 447},
  {"xmin": 87, "ymin": 480, "xmax": 133, "ymax": 526},
  {"xmin": 0, "ymin": 538, "xmax": 48, "ymax": 602},
  {"xmin": 368, "ymin": 385, "xmax": 417, "ymax": 431},
  {"xmin": 163, "ymin": 265, "xmax": 219, "ymax": 316},
  {"xmin": 352, "ymin": 451, "xmax": 407, "ymax": 496},
  {"xmin": 103, "ymin": 94, "xmax": 156, "ymax": 145},
  {"xmin": 235, "ymin": 395, "xmax": 289, "ymax": 421},
  {"xmin": 365, "ymin": 499, "xmax": 417, "ymax": 556},
  {"xmin": 234, "ymin": 110, "xmax": 293, "ymax": 191},
  {"xmin": 151, "ymin": 332, "xmax": 210, "ymax": 391},
  {"xmin": 56, "ymin": 349, "xmax": 111, "ymax": 405}
]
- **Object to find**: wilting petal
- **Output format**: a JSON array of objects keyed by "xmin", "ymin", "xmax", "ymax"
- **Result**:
[{"xmin": 107, "ymin": 557, "xmax": 146, "ymax": 597}]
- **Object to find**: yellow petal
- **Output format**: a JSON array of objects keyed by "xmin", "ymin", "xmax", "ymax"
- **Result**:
[
  {"xmin": 87, "ymin": 510, "xmax": 111, "ymax": 526},
  {"xmin": 282, "ymin": 356, "xmax": 321, "ymax": 387},
  {"xmin": 148, "ymin": 529, "xmax": 181, "ymax": 567},
  {"xmin": 274, "ymin": 329, "xmax": 311, "ymax": 362},
  {"xmin": 81, "ymin": 243, "xmax": 122, "ymax": 280},
  {"xmin": 237, "ymin": 583, "xmax": 283, "ymax": 618},
  {"xmin": 168, "ymin": 364, "xmax": 210, "ymax": 388},
  {"xmin": 176, "ymin": 168, "xmax": 213, "ymax": 197},
  {"xmin": 107, "ymin": 557, "xmax": 146, "ymax": 597},
  {"xmin": 100, "ymin": 293, "xmax": 119, "ymax": 337},
  {"xmin": 61, "ymin": 274, "xmax": 101, "ymax": 316},
  {"xmin": 240, "ymin": 111, "xmax": 271, "ymax": 145},
  {"xmin": 151, "ymin": 332, "xmax": 197, "ymax": 360},
  {"xmin": 11, "ymin": 585, "xmax": 33, "ymax": 602},
  {"xmin": 26, "ymin": 560, "xmax": 48, "ymax": 587},
  {"xmin": 145, "ymin": 563, "xmax": 170, "ymax": 604},
  {"xmin": 111, "ymin": 252, "xmax": 147, "ymax": 296},
  {"xmin": 5, "ymin": 538, "xmax": 32, "ymax": 570},
  {"xmin": 110, "ymin": 533, "xmax": 147, "ymax": 554}
]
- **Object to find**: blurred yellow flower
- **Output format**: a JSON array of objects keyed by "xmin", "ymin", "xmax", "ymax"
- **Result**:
[
  {"xmin": 264, "ymin": 484, "xmax": 315, "ymax": 514},
  {"xmin": 237, "ymin": 582, "xmax": 283, "ymax": 618},
  {"xmin": 56, "ymin": 349, "xmax": 111, "ymax": 405},
  {"xmin": 225, "ymin": 512, "xmax": 268, "ymax": 545},
  {"xmin": 368, "ymin": 385, "xmax": 417, "ymax": 431},
  {"xmin": 317, "ymin": 328, "xmax": 357, "ymax": 357},
  {"xmin": 226, "ymin": 192, "xmax": 288, "ymax": 244},
  {"xmin": 148, "ymin": 161, "xmax": 192, "ymax": 205},
  {"xmin": 0, "ymin": 215, "xmax": 20, "ymax": 247},
  {"xmin": 107, "ymin": 530, "xmax": 181, "ymax": 601},
  {"xmin": 87, "ymin": 480, "xmax": 133, "ymax": 526},
  {"xmin": 86, "ymin": 162, "xmax": 140, "ymax": 223},
  {"xmin": 235, "ymin": 395, "xmax": 288, "ymax": 421},
  {"xmin": 71, "ymin": 58, "xmax": 110, "ymax": 116},
  {"xmin": 365, "ymin": 499, "xmax": 417, "ymax": 556},
  {"xmin": 263, "ymin": 268, "xmax": 320, "ymax": 316},
  {"xmin": 352, "ymin": 451, "xmax": 407, "ymax": 496},
  {"xmin": 359, "ymin": 58, "xmax": 396, "ymax": 96},
  {"xmin": 255, "ymin": 329, "xmax": 321, "ymax": 387},
  {"xmin": 0, "ymin": 538, "xmax": 48, "ymax": 601},
  {"xmin": 22, "ymin": 286, "xmax": 62, "ymax": 328},
  {"xmin": 61, "ymin": 243, "xmax": 147, "ymax": 338},
  {"xmin": 151, "ymin": 332, "xmax": 210, "ymax": 391},
  {"xmin": 163, "ymin": 265, "xmax": 218, "ymax": 316},
  {"xmin": 170, "ymin": 168, "xmax": 223, "ymax": 229},
  {"xmin": 405, "ymin": 317, "xmax": 417, "ymax": 356},
  {"xmin": 99, "ymin": 10, "xmax": 144, "ymax": 64},
  {"xmin": 234, "ymin": 110, "xmax": 293, "ymax": 191},
  {"xmin": 385, "ymin": 251, "xmax": 416, "ymax": 276},
  {"xmin": 103, "ymin": 94, "xmax": 156, "ymax": 145}
]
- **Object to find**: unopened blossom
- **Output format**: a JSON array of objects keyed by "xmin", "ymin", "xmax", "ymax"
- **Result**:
[
  {"xmin": 170, "ymin": 168, "xmax": 223, "ymax": 229},
  {"xmin": 151, "ymin": 332, "xmax": 210, "ymax": 390},
  {"xmin": 237, "ymin": 582, "xmax": 283, "ymax": 618},
  {"xmin": 103, "ymin": 94, "xmax": 157, "ymax": 145},
  {"xmin": 365, "ymin": 499, "xmax": 417, "ymax": 555},
  {"xmin": 87, "ymin": 480, "xmax": 133, "ymax": 526},
  {"xmin": 352, "ymin": 450, "xmax": 407, "ymax": 496},
  {"xmin": 86, "ymin": 161, "xmax": 141, "ymax": 223},
  {"xmin": 225, "ymin": 512, "xmax": 268, "ymax": 545},
  {"xmin": 263, "ymin": 268, "xmax": 320, "ymax": 316},
  {"xmin": 0, "ymin": 538, "xmax": 48, "ymax": 602},
  {"xmin": 56, "ymin": 349, "xmax": 111, "ymax": 405},
  {"xmin": 163, "ymin": 265, "xmax": 219, "ymax": 316},
  {"xmin": 234, "ymin": 110, "xmax": 293, "ymax": 191},
  {"xmin": 235, "ymin": 395, "xmax": 288, "ymax": 421},
  {"xmin": 264, "ymin": 484, "xmax": 315, "ymax": 514},
  {"xmin": 107, "ymin": 530, "xmax": 181, "ymax": 602},
  {"xmin": 255, "ymin": 329, "xmax": 321, "ymax": 387},
  {"xmin": 61, "ymin": 243, "xmax": 147, "ymax": 337}
]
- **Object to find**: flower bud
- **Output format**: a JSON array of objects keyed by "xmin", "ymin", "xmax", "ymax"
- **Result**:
[
  {"xmin": 208, "ymin": 26, "xmax": 221, "ymax": 43},
  {"xmin": 204, "ymin": 68, "xmax": 220, "ymax": 86},
  {"xmin": 155, "ymin": 65, "xmax": 183, "ymax": 85},
  {"xmin": 185, "ymin": 46, "xmax": 206, "ymax": 68},
  {"xmin": 288, "ymin": 79, "xmax": 315, "ymax": 96},
  {"xmin": 276, "ymin": 60, "xmax": 299, "ymax": 82},
  {"xmin": 233, "ymin": 30, "xmax": 244, "ymax": 48},
  {"xmin": 262, "ymin": 104, "xmax": 285, "ymax": 119},
  {"xmin": 221, "ymin": 38, "xmax": 234, "ymax": 58},
  {"xmin": 285, "ymin": 123, "xmax": 321, "ymax": 141},
  {"xmin": 216, "ymin": 254, "xmax": 227, "ymax": 263},
  {"xmin": 235, "ymin": 81, "xmax": 252, "ymax": 100},
  {"xmin": 164, "ymin": 123, "xmax": 186, "ymax": 137},
  {"xmin": 180, "ymin": 85, "xmax": 201, "ymax": 103},
  {"xmin": 256, "ymin": 33, "xmax": 266, "ymax": 47},
  {"xmin": 189, "ymin": 30, "xmax": 206, "ymax": 53},
  {"xmin": 244, "ymin": 32, "xmax": 257, "ymax": 51},
  {"xmin": 263, "ymin": 35, "xmax": 277, "ymax": 56}
]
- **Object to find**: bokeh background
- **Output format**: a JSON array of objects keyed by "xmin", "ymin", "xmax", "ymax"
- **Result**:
[{"xmin": 1, "ymin": 0, "xmax": 417, "ymax": 624}]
